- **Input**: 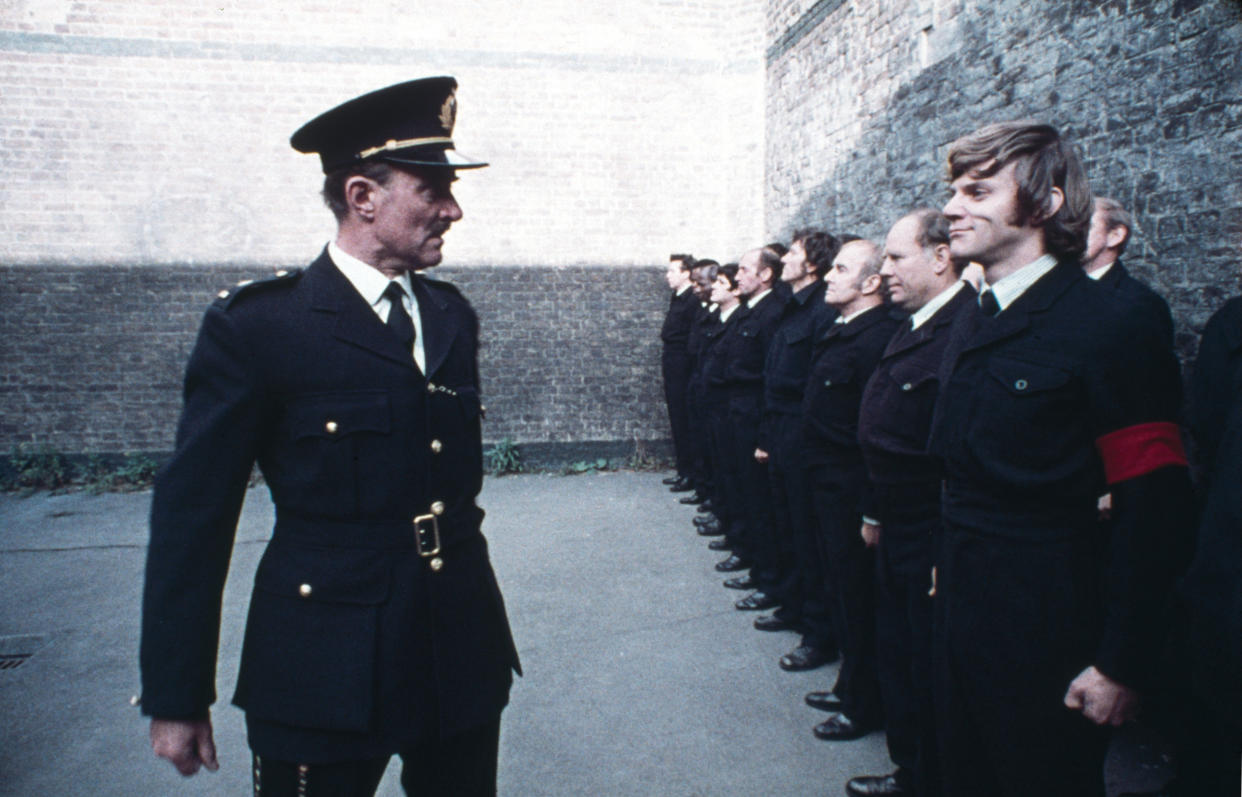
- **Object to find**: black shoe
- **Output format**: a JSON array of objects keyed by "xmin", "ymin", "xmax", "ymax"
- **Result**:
[
  {"xmin": 722, "ymin": 574, "xmax": 754, "ymax": 590},
  {"xmin": 714, "ymin": 554, "xmax": 749, "ymax": 572},
  {"xmin": 803, "ymin": 689, "xmax": 843, "ymax": 711},
  {"xmin": 707, "ymin": 538, "xmax": 730, "ymax": 551},
  {"xmin": 735, "ymin": 590, "xmax": 777, "ymax": 610},
  {"xmin": 697, "ymin": 499, "xmax": 715, "ymax": 513},
  {"xmin": 669, "ymin": 478, "xmax": 695, "ymax": 493},
  {"xmin": 845, "ymin": 770, "xmax": 912, "ymax": 797},
  {"xmin": 678, "ymin": 492, "xmax": 705, "ymax": 504},
  {"xmin": 779, "ymin": 645, "xmax": 836, "ymax": 672},
  {"xmin": 661, "ymin": 475, "xmax": 681, "ymax": 486},
  {"xmin": 692, "ymin": 512, "xmax": 717, "ymax": 526},
  {"xmin": 812, "ymin": 712, "xmax": 876, "ymax": 741},
  {"xmin": 695, "ymin": 518, "xmax": 724, "ymax": 536},
  {"xmin": 753, "ymin": 614, "xmax": 793, "ymax": 632}
]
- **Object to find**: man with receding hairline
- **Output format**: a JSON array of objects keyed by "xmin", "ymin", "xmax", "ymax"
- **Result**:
[
  {"xmin": 842, "ymin": 209, "xmax": 975, "ymax": 797},
  {"xmin": 930, "ymin": 120, "xmax": 1192, "ymax": 797},
  {"xmin": 801, "ymin": 239, "xmax": 902, "ymax": 743},
  {"xmin": 1083, "ymin": 196, "xmax": 1174, "ymax": 346}
]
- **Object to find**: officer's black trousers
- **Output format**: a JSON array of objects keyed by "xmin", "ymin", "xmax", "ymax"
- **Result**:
[
  {"xmin": 934, "ymin": 523, "xmax": 1108, "ymax": 797},
  {"xmin": 662, "ymin": 351, "xmax": 693, "ymax": 478},
  {"xmin": 252, "ymin": 717, "xmax": 500, "ymax": 797},
  {"xmin": 809, "ymin": 465, "xmax": 882, "ymax": 724},
  {"xmin": 730, "ymin": 399, "xmax": 776, "ymax": 585},
  {"xmin": 705, "ymin": 400, "xmax": 747, "ymax": 555},
  {"xmin": 874, "ymin": 499, "xmax": 940, "ymax": 797},
  {"xmin": 765, "ymin": 414, "xmax": 833, "ymax": 645}
]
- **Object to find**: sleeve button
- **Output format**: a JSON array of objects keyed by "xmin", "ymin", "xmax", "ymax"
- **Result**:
[{"xmin": 298, "ymin": 583, "xmax": 313, "ymax": 598}]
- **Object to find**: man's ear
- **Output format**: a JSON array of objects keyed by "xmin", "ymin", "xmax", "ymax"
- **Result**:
[
  {"xmin": 1033, "ymin": 186, "xmax": 1065, "ymax": 224},
  {"xmin": 1106, "ymin": 224, "xmax": 1129, "ymax": 251},
  {"xmin": 860, "ymin": 272, "xmax": 884, "ymax": 296},
  {"xmin": 931, "ymin": 243, "xmax": 953, "ymax": 276},
  {"xmin": 344, "ymin": 175, "xmax": 380, "ymax": 221}
]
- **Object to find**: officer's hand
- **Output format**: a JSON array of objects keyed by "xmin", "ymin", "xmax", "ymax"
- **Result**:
[
  {"xmin": 150, "ymin": 716, "xmax": 219, "ymax": 776},
  {"xmin": 754, "ymin": 448, "xmax": 769, "ymax": 463},
  {"xmin": 860, "ymin": 521, "xmax": 881, "ymax": 548},
  {"xmin": 1063, "ymin": 665, "xmax": 1140, "ymax": 726}
]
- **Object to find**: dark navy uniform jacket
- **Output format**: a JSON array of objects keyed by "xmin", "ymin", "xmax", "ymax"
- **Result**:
[
  {"xmin": 661, "ymin": 287, "xmax": 698, "ymax": 353},
  {"xmin": 858, "ymin": 284, "xmax": 977, "ymax": 497},
  {"xmin": 929, "ymin": 259, "xmax": 1190, "ymax": 687},
  {"xmin": 1095, "ymin": 259, "xmax": 1175, "ymax": 347},
  {"xmin": 801, "ymin": 304, "xmax": 905, "ymax": 478},
  {"xmin": 1182, "ymin": 297, "xmax": 1242, "ymax": 719},
  {"xmin": 758, "ymin": 281, "xmax": 832, "ymax": 448},
  {"xmin": 719, "ymin": 290, "xmax": 788, "ymax": 425},
  {"xmin": 140, "ymin": 251, "xmax": 520, "ymax": 761}
]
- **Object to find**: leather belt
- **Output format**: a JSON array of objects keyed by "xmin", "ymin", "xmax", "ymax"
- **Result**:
[{"xmin": 272, "ymin": 504, "xmax": 484, "ymax": 556}]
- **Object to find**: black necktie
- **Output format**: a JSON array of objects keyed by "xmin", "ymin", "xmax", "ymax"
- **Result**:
[
  {"xmin": 979, "ymin": 290, "xmax": 1001, "ymax": 317},
  {"xmin": 384, "ymin": 282, "xmax": 415, "ymax": 352}
]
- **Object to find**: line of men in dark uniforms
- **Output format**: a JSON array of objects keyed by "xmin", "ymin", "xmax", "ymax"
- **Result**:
[{"xmin": 658, "ymin": 119, "xmax": 1242, "ymax": 797}]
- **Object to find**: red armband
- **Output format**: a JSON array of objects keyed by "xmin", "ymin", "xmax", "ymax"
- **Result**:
[{"xmin": 1095, "ymin": 422, "xmax": 1188, "ymax": 485}]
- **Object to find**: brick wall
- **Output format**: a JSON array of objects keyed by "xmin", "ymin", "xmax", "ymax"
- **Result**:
[
  {"xmin": 0, "ymin": 1, "xmax": 763, "ymax": 460},
  {"xmin": 765, "ymin": 0, "xmax": 1242, "ymax": 360},
  {"xmin": 0, "ymin": 263, "xmax": 671, "ymax": 461}
]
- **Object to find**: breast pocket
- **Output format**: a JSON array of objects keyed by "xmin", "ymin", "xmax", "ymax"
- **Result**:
[
  {"xmin": 234, "ymin": 541, "xmax": 392, "ymax": 732},
  {"xmin": 974, "ymin": 356, "xmax": 1083, "ymax": 471},
  {"xmin": 277, "ymin": 391, "xmax": 392, "ymax": 516},
  {"xmin": 882, "ymin": 363, "xmax": 939, "ymax": 443}
]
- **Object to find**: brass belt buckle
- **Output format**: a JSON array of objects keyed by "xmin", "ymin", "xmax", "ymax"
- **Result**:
[{"xmin": 412, "ymin": 513, "xmax": 442, "ymax": 558}]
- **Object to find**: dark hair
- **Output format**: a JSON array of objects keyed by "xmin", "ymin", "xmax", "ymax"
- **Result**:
[
  {"xmin": 669, "ymin": 253, "xmax": 696, "ymax": 272},
  {"xmin": 793, "ymin": 229, "xmax": 841, "ymax": 276},
  {"xmin": 322, "ymin": 160, "xmax": 396, "ymax": 221},
  {"xmin": 693, "ymin": 258, "xmax": 720, "ymax": 282},
  {"xmin": 1093, "ymin": 197, "xmax": 1132, "ymax": 255},
  {"xmin": 764, "ymin": 241, "xmax": 788, "ymax": 258},
  {"xmin": 758, "ymin": 247, "xmax": 783, "ymax": 282},
  {"xmin": 946, "ymin": 120, "xmax": 1091, "ymax": 260},
  {"xmin": 718, "ymin": 262, "xmax": 739, "ymax": 289}
]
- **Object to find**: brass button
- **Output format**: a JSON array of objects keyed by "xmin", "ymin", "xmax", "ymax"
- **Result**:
[
  {"xmin": 824, "ymin": 379, "xmax": 832, "ymax": 387},
  {"xmin": 901, "ymin": 383, "xmax": 913, "ymax": 391},
  {"xmin": 325, "ymin": 420, "xmax": 339, "ymax": 434},
  {"xmin": 427, "ymin": 383, "xmax": 436, "ymax": 393},
  {"xmin": 430, "ymin": 439, "xmax": 443, "ymax": 454},
  {"xmin": 298, "ymin": 583, "xmax": 313, "ymax": 598},
  {"xmin": 430, "ymin": 501, "xmax": 445, "ymax": 516},
  {"xmin": 217, "ymin": 290, "xmax": 229, "ymax": 299},
  {"xmin": 275, "ymin": 269, "xmax": 289, "ymax": 277},
  {"xmin": 1014, "ymin": 379, "xmax": 1028, "ymax": 391},
  {"xmin": 429, "ymin": 557, "xmax": 444, "ymax": 572}
]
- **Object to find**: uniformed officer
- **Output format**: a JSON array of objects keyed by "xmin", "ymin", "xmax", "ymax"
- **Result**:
[
  {"xmin": 714, "ymin": 248, "xmax": 789, "ymax": 607},
  {"xmin": 844, "ymin": 209, "xmax": 976, "ymax": 797},
  {"xmin": 686, "ymin": 260, "xmax": 724, "ymax": 534},
  {"xmin": 929, "ymin": 121, "xmax": 1191, "ymax": 797},
  {"xmin": 1082, "ymin": 197, "xmax": 1174, "ymax": 346},
  {"xmin": 750, "ymin": 230, "xmax": 841, "ymax": 674},
  {"xmin": 140, "ymin": 77, "xmax": 520, "ymax": 796},
  {"xmin": 801, "ymin": 239, "xmax": 903, "ymax": 742},
  {"xmin": 1163, "ymin": 296, "xmax": 1242, "ymax": 796},
  {"xmin": 662, "ymin": 253, "xmax": 700, "ymax": 494}
]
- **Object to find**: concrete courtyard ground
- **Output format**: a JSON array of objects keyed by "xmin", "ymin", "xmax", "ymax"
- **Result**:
[{"xmin": 0, "ymin": 471, "xmax": 1171, "ymax": 796}]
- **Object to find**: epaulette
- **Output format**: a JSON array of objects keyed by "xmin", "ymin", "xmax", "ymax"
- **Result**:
[{"xmin": 213, "ymin": 268, "xmax": 303, "ymax": 308}]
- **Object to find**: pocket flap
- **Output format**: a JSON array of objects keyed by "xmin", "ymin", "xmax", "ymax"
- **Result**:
[
  {"xmin": 987, "ymin": 357, "xmax": 1072, "ymax": 395},
  {"xmin": 255, "ymin": 542, "xmax": 391, "ymax": 605},
  {"xmin": 286, "ymin": 391, "xmax": 391, "ymax": 441}
]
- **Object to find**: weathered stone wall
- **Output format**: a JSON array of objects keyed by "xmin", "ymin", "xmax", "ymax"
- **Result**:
[
  {"xmin": 0, "ymin": 263, "xmax": 670, "ymax": 461},
  {"xmin": 765, "ymin": 0, "xmax": 1242, "ymax": 358}
]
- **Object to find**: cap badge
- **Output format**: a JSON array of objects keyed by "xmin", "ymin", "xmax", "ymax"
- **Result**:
[{"xmin": 438, "ymin": 92, "xmax": 457, "ymax": 135}]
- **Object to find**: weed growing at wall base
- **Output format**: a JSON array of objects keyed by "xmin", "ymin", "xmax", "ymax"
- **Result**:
[{"xmin": 484, "ymin": 438, "xmax": 524, "ymax": 476}]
